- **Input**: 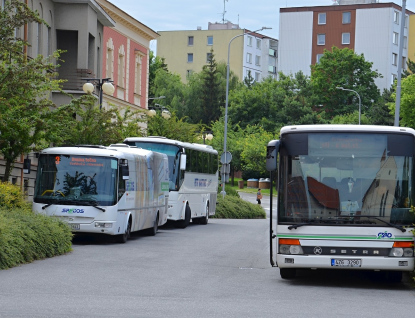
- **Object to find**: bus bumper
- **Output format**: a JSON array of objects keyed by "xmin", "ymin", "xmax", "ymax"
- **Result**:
[{"xmin": 276, "ymin": 254, "xmax": 415, "ymax": 271}]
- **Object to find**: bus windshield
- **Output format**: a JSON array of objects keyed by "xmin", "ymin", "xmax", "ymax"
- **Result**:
[
  {"xmin": 279, "ymin": 133, "xmax": 415, "ymax": 227},
  {"xmin": 124, "ymin": 141, "xmax": 181, "ymax": 191},
  {"xmin": 34, "ymin": 154, "xmax": 118, "ymax": 206}
]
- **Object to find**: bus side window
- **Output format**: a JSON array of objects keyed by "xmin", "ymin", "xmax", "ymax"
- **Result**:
[{"xmin": 118, "ymin": 168, "xmax": 126, "ymax": 201}]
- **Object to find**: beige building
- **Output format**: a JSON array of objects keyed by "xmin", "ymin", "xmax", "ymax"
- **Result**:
[{"xmin": 157, "ymin": 23, "xmax": 278, "ymax": 83}]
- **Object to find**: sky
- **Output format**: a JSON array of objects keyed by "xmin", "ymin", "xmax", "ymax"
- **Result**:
[{"xmin": 108, "ymin": 0, "xmax": 415, "ymax": 51}]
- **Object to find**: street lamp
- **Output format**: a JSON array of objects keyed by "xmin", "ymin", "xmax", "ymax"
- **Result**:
[
  {"xmin": 82, "ymin": 78, "xmax": 115, "ymax": 110},
  {"xmin": 148, "ymin": 104, "xmax": 171, "ymax": 119},
  {"xmin": 336, "ymin": 86, "xmax": 361, "ymax": 125},
  {"xmin": 222, "ymin": 26, "xmax": 272, "ymax": 196},
  {"xmin": 198, "ymin": 131, "xmax": 213, "ymax": 144}
]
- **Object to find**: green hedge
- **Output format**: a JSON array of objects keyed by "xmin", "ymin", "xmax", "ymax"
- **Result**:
[
  {"xmin": 0, "ymin": 183, "xmax": 72, "ymax": 270},
  {"xmin": 213, "ymin": 195, "xmax": 266, "ymax": 219}
]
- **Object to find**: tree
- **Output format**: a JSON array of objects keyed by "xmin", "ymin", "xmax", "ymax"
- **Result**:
[
  {"xmin": 0, "ymin": 0, "xmax": 66, "ymax": 181},
  {"xmin": 389, "ymin": 74, "xmax": 415, "ymax": 128},
  {"xmin": 243, "ymin": 70, "xmax": 255, "ymax": 88},
  {"xmin": 311, "ymin": 47, "xmax": 381, "ymax": 118},
  {"xmin": 148, "ymin": 50, "xmax": 168, "ymax": 102}
]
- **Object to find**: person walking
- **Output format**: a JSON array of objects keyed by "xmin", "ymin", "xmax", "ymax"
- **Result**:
[{"xmin": 257, "ymin": 188, "xmax": 263, "ymax": 205}]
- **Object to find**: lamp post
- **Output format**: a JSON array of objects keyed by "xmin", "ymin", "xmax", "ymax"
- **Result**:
[
  {"xmin": 222, "ymin": 27, "xmax": 271, "ymax": 196},
  {"xmin": 82, "ymin": 78, "xmax": 115, "ymax": 110},
  {"xmin": 336, "ymin": 86, "xmax": 361, "ymax": 125},
  {"xmin": 199, "ymin": 131, "xmax": 213, "ymax": 144},
  {"xmin": 148, "ymin": 104, "xmax": 171, "ymax": 119}
]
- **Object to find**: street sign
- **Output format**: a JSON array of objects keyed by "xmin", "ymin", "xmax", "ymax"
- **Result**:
[{"xmin": 220, "ymin": 152, "xmax": 232, "ymax": 164}]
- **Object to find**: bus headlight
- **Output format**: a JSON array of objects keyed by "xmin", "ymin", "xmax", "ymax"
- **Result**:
[
  {"xmin": 279, "ymin": 238, "xmax": 304, "ymax": 255},
  {"xmin": 95, "ymin": 222, "xmax": 113, "ymax": 228},
  {"xmin": 390, "ymin": 242, "xmax": 414, "ymax": 257}
]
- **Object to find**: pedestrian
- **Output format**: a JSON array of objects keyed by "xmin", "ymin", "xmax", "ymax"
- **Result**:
[{"xmin": 257, "ymin": 188, "xmax": 262, "ymax": 205}]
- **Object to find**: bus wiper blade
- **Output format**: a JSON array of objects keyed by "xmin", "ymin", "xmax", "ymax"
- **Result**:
[
  {"xmin": 357, "ymin": 215, "xmax": 406, "ymax": 233},
  {"xmin": 42, "ymin": 203, "xmax": 53, "ymax": 210},
  {"xmin": 288, "ymin": 223, "xmax": 312, "ymax": 230},
  {"xmin": 57, "ymin": 199, "xmax": 106, "ymax": 212}
]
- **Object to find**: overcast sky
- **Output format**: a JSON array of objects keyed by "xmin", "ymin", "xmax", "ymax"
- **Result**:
[{"xmin": 108, "ymin": 0, "xmax": 415, "ymax": 50}]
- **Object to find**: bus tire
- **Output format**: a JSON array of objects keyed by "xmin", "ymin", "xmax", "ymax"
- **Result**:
[
  {"xmin": 200, "ymin": 203, "xmax": 209, "ymax": 225},
  {"xmin": 280, "ymin": 268, "xmax": 296, "ymax": 279},
  {"xmin": 148, "ymin": 213, "xmax": 159, "ymax": 236},
  {"xmin": 176, "ymin": 205, "xmax": 191, "ymax": 229},
  {"xmin": 117, "ymin": 218, "xmax": 131, "ymax": 243}
]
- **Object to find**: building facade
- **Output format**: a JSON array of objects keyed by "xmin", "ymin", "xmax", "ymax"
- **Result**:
[
  {"xmin": 157, "ymin": 23, "xmax": 278, "ymax": 83},
  {"xmin": 0, "ymin": 0, "xmax": 157, "ymax": 198},
  {"xmin": 278, "ymin": 2, "xmax": 414, "ymax": 91}
]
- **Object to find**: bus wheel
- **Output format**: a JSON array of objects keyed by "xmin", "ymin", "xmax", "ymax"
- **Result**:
[
  {"xmin": 148, "ymin": 213, "xmax": 159, "ymax": 236},
  {"xmin": 176, "ymin": 205, "xmax": 191, "ymax": 229},
  {"xmin": 117, "ymin": 218, "xmax": 131, "ymax": 243},
  {"xmin": 200, "ymin": 203, "xmax": 209, "ymax": 225},
  {"xmin": 280, "ymin": 268, "xmax": 296, "ymax": 279}
]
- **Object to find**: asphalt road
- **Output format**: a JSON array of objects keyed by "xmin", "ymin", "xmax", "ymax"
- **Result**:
[{"xmin": 0, "ymin": 194, "xmax": 414, "ymax": 317}]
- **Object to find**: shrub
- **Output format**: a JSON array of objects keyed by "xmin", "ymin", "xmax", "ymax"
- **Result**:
[
  {"xmin": 0, "ymin": 183, "xmax": 72, "ymax": 270},
  {"xmin": 0, "ymin": 181, "xmax": 30, "ymax": 209},
  {"xmin": 213, "ymin": 195, "xmax": 266, "ymax": 219}
]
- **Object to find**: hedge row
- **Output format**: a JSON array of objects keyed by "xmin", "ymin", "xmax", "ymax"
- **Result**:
[
  {"xmin": 213, "ymin": 195, "xmax": 266, "ymax": 219},
  {"xmin": 0, "ymin": 182, "xmax": 72, "ymax": 270}
]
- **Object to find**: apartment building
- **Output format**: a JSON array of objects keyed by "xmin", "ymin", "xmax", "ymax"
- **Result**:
[
  {"xmin": 157, "ymin": 23, "xmax": 278, "ymax": 83},
  {"xmin": 278, "ymin": 1, "xmax": 414, "ymax": 91},
  {"xmin": 0, "ymin": 0, "xmax": 157, "ymax": 197}
]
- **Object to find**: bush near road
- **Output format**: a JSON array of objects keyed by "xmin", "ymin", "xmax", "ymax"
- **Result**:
[
  {"xmin": 213, "ymin": 184, "xmax": 266, "ymax": 219},
  {"xmin": 0, "ymin": 182, "xmax": 72, "ymax": 270}
]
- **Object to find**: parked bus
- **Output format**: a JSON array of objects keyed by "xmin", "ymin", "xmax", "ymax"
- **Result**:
[
  {"xmin": 123, "ymin": 137, "xmax": 219, "ymax": 228},
  {"xmin": 266, "ymin": 125, "xmax": 415, "ymax": 281},
  {"xmin": 32, "ymin": 145, "xmax": 170, "ymax": 243}
]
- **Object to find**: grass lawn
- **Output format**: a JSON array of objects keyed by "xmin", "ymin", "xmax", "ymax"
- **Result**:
[{"xmin": 225, "ymin": 178, "xmax": 275, "ymax": 196}]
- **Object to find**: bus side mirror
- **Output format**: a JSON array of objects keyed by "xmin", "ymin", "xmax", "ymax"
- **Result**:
[
  {"xmin": 23, "ymin": 159, "xmax": 31, "ymax": 174},
  {"xmin": 266, "ymin": 140, "xmax": 280, "ymax": 172},
  {"xmin": 180, "ymin": 154, "xmax": 187, "ymax": 170}
]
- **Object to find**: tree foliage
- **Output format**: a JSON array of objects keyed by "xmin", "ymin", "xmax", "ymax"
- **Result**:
[
  {"xmin": 0, "ymin": 0, "xmax": 66, "ymax": 181},
  {"xmin": 390, "ymin": 74, "xmax": 415, "ymax": 128},
  {"xmin": 311, "ymin": 47, "xmax": 381, "ymax": 118}
]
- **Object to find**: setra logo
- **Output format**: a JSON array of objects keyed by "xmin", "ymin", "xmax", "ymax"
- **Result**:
[
  {"xmin": 62, "ymin": 208, "xmax": 85, "ymax": 214},
  {"xmin": 377, "ymin": 231, "xmax": 393, "ymax": 239}
]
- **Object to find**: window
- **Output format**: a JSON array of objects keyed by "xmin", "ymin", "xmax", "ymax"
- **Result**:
[
  {"xmin": 402, "ymin": 57, "xmax": 407, "ymax": 69},
  {"xmin": 255, "ymin": 55, "xmax": 261, "ymax": 66},
  {"xmin": 269, "ymin": 48, "xmax": 277, "ymax": 57},
  {"xmin": 206, "ymin": 52, "xmax": 212, "ymax": 63},
  {"xmin": 405, "ymin": 15, "xmax": 408, "ymax": 28},
  {"xmin": 106, "ymin": 38, "xmax": 114, "ymax": 79},
  {"xmin": 268, "ymin": 65, "xmax": 277, "ymax": 74},
  {"xmin": 187, "ymin": 53, "xmax": 193, "ymax": 63},
  {"xmin": 317, "ymin": 34, "xmax": 325, "ymax": 45},
  {"xmin": 393, "ymin": 32, "xmax": 398, "ymax": 45},
  {"xmin": 342, "ymin": 12, "xmax": 351, "ymax": 24},
  {"xmin": 342, "ymin": 32, "xmax": 350, "ymax": 45},
  {"xmin": 134, "ymin": 53, "xmax": 143, "ymax": 96},
  {"xmin": 404, "ymin": 36, "xmax": 407, "ymax": 49},
  {"xmin": 247, "ymin": 36, "xmax": 252, "ymax": 46},
  {"xmin": 255, "ymin": 72, "xmax": 260, "ymax": 82},
  {"xmin": 394, "ymin": 11, "xmax": 399, "ymax": 24},
  {"xmin": 393, "ymin": 54, "xmax": 400, "ymax": 67},
  {"xmin": 207, "ymin": 36, "xmax": 213, "ymax": 45},
  {"xmin": 318, "ymin": 13, "xmax": 326, "ymax": 25},
  {"xmin": 246, "ymin": 53, "xmax": 252, "ymax": 64},
  {"xmin": 118, "ymin": 45, "xmax": 125, "ymax": 88},
  {"xmin": 316, "ymin": 54, "xmax": 324, "ymax": 63},
  {"xmin": 256, "ymin": 39, "xmax": 261, "ymax": 49},
  {"xmin": 391, "ymin": 74, "xmax": 397, "ymax": 85},
  {"xmin": 188, "ymin": 36, "xmax": 194, "ymax": 46}
]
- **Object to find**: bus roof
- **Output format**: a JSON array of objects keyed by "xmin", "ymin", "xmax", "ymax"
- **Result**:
[
  {"xmin": 123, "ymin": 136, "xmax": 218, "ymax": 154},
  {"xmin": 40, "ymin": 145, "xmax": 154, "ymax": 159},
  {"xmin": 280, "ymin": 125, "xmax": 415, "ymax": 136}
]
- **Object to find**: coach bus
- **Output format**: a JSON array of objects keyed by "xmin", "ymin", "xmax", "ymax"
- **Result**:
[
  {"xmin": 32, "ymin": 145, "xmax": 170, "ymax": 243},
  {"xmin": 266, "ymin": 125, "xmax": 415, "ymax": 281},
  {"xmin": 123, "ymin": 137, "xmax": 219, "ymax": 228}
]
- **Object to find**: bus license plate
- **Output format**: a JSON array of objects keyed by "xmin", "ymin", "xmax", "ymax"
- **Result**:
[
  {"xmin": 331, "ymin": 259, "xmax": 361, "ymax": 267},
  {"xmin": 70, "ymin": 224, "xmax": 80, "ymax": 231}
]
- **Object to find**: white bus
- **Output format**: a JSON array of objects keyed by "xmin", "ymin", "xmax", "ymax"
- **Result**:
[
  {"xmin": 123, "ymin": 137, "xmax": 219, "ymax": 228},
  {"xmin": 32, "ymin": 145, "xmax": 170, "ymax": 243},
  {"xmin": 266, "ymin": 125, "xmax": 415, "ymax": 281}
]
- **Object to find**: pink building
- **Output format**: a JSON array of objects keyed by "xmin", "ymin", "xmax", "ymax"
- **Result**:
[{"xmin": 97, "ymin": 0, "xmax": 159, "ymax": 111}]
